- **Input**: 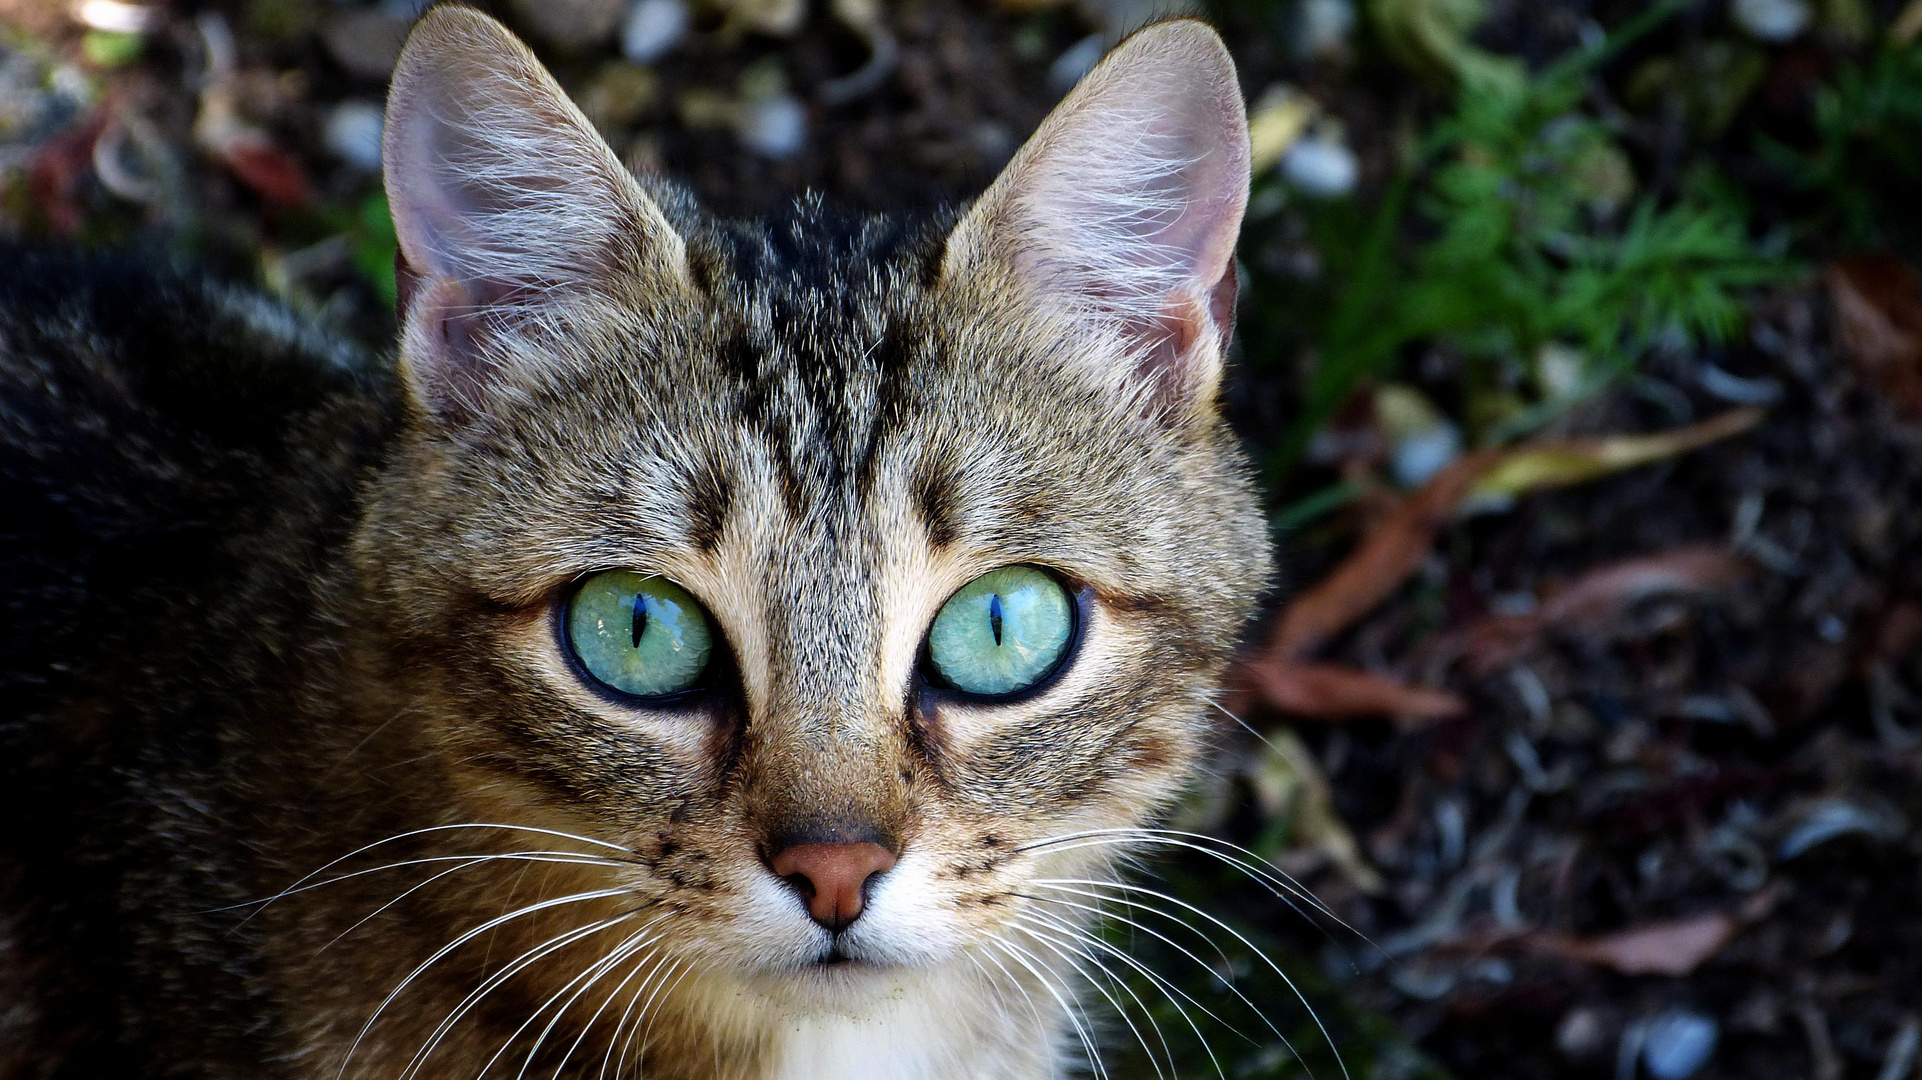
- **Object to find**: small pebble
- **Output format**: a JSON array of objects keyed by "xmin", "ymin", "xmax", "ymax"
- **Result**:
[
  {"xmin": 323, "ymin": 100, "xmax": 385, "ymax": 171},
  {"xmin": 1393, "ymin": 425, "xmax": 1462, "ymax": 488},
  {"xmin": 1731, "ymin": 0, "xmax": 1811, "ymax": 41},
  {"xmin": 1643, "ymin": 1009, "xmax": 1718, "ymax": 1079},
  {"xmin": 1281, "ymin": 134, "xmax": 1358, "ymax": 197},
  {"xmin": 1295, "ymin": 0, "xmax": 1356, "ymax": 58},
  {"xmin": 622, "ymin": 0, "xmax": 689, "ymax": 64},
  {"xmin": 1556, "ymin": 1006, "xmax": 1609, "ymax": 1062},
  {"xmin": 737, "ymin": 95, "xmax": 805, "ymax": 159},
  {"xmin": 1048, "ymin": 35, "xmax": 1104, "ymax": 91}
]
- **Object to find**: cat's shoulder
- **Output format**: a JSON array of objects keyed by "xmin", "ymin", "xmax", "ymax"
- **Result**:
[
  {"xmin": 0, "ymin": 246, "xmax": 397, "ymax": 699},
  {"xmin": 0, "ymin": 244, "xmax": 392, "ymax": 451}
]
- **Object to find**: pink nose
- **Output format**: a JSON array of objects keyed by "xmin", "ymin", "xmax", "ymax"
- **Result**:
[{"xmin": 768, "ymin": 841, "xmax": 897, "ymax": 932}]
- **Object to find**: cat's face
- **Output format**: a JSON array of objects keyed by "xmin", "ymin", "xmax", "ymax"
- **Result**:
[{"xmin": 356, "ymin": 6, "xmax": 1262, "ymax": 1007}]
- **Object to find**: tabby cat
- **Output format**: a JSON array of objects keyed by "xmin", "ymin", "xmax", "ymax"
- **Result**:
[{"xmin": 0, "ymin": 6, "xmax": 1266, "ymax": 1077}]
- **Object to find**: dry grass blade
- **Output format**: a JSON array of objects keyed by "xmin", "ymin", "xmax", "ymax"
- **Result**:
[{"xmin": 1465, "ymin": 407, "xmax": 1764, "ymax": 504}]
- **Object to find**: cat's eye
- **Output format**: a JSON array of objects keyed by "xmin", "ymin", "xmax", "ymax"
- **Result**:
[
  {"xmin": 564, "ymin": 571, "xmax": 714, "ymax": 700},
  {"xmin": 926, "ymin": 565, "xmax": 1076, "ymax": 698}
]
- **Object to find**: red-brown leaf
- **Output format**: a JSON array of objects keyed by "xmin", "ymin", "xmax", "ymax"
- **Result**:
[
  {"xmin": 1462, "ymin": 545, "xmax": 1749, "ymax": 675},
  {"xmin": 1238, "ymin": 658, "xmax": 1467, "ymax": 722},
  {"xmin": 1828, "ymin": 256, "xmax": 1922, "ymax": 419},
  {"xmin": 1523, "ymin": 912, "xmax": 1740, "ymax": 977},
  {"xmin": 1262, "ymin": 450, "xmax": 1502, "ymax": 662}
]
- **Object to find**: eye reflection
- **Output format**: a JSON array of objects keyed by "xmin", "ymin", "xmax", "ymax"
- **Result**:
[
  {"xmin": 565, "ymin": 571, "xmax": 714, "ymax": 699},
  {"xmin": 926, "ymin": 566, "xmax": 1075, "ymax": 697}
]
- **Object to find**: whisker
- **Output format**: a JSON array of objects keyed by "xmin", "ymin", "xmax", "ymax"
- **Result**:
[
  {"xmin": 968, "ymin": 942, "xmax": 1062, "ymax": 1080},
  {"xmin": 1014, "ymin": 828, "xmax": 1351, "ymax": 935},
  {"xmin": 990, "ymin": 933, "xmax": 1108, "ymax": 1080},
  {"xmin": 497, "ymin": 925, "xmax": 662, "ymax": 1080},
  {"xmin": 1007, "ymin": 916, "xmax": 1173, "ymax": 1080},
  {"xmin": 600, "ymin": 952, "xmax": 679, "ymax": 1080},
  {"xmin": 1013, "ymin": 905, "xmax": 1235, "ymax": 1080},
  {"xmin": 1018, "ymin": 891, "xmax": 1260, "ymax": 1061},
  {"xmin": 620, "ymin": 957, "xmax": 694, "ymax": 1076},
  {"xmin": 555, "ymin": 944, "xmax": 662, "ymax": 1080},
  {"xmin": 398, "ymin": 911, "xmax": 654, "ymax": 1080},
  {"xmin": 221, "ymin": 822, "xmax": 637, "ymax": 918},
  {"xmin": 1033, "ymin": 879, "xmax": 1349, "ymax": 1080},
  {"xmin": 311, "ymin": 853, "xmax": 629, "ymax": 954},
  {"xmin": 338, "ymin": 886, "xmax": 637, "ymax": 1079}
]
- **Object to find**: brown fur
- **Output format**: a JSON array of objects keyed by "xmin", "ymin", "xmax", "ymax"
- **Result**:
[{"xmin": 0, "ymin": 8, "xmax": 1268, "ymax": 1078}]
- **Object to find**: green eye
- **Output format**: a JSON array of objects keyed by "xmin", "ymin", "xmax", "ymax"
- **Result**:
[
  {"xmin": 565, "ymin": 571, "xmax": 714, "ymax": 699},
  {"xmin": 926, "ymin": 566, "xmax": 1076, "ymax": 698}
]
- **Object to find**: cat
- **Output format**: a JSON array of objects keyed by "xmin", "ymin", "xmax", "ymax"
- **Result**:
[{"xmin": 0, "ymin": 5, "xmax": 1266, "ymax": 1078}]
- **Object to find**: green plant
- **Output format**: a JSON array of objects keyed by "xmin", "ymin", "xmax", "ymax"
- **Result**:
[
  {"xmin": 1760, "ymin": 40, "xmax": 1922, "ymax": 255},
  {"xmin": 1263, "ymin": 1, "xmax": 1789, "ymax": 479}
]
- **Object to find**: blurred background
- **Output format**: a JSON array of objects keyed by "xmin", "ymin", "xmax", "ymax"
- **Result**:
[{"xmin": 3, "ymin": 0, "xmax": 1921, "ymax": 1077}]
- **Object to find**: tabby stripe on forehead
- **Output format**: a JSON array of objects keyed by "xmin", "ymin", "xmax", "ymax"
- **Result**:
[{"xmin": 913, "ymin": 462, "xmax": 961, "ymax": 549}]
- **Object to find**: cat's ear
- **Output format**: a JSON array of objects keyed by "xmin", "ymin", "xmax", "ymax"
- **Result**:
[
  {"xmin": 940, "ymin": 20, "xmax": 1248, "ymax": 423},
  {"xmin": 382, "ymin": 5, "xmax": 687, "ymax": 424}
]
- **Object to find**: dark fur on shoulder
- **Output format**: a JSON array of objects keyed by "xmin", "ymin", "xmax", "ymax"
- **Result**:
[{"xmin": 0, "ymin": 249, "xmax": 397, "ymax": 1073}]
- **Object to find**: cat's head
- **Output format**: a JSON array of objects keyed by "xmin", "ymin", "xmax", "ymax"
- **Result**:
[{"xmin": 356, "ymin": 3, "xmax": 1265, "ymax": 1004}]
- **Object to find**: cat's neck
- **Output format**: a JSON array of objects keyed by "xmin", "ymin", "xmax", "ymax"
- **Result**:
[{"xmin": 643, "ymin": 964, "xmax": 1066, "ymax": 1080}]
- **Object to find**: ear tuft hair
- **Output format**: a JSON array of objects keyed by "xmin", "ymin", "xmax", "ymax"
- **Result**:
[
  {"xmin": 382, "ymin": 5, "xmax": 685, "ymax": 424},
  {"xmin": 942, "ymin": 20, "xmax": 1250, "ymax": 422}
]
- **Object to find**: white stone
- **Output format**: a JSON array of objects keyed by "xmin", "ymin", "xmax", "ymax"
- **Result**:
[
  {"xmin": 1731, "ymin": 0, "xmax": 1810, "ymax": 41},
  {"xmin": 1281, "ymin": 134, "xmax": 1358, "ymax": 197},
  {"xmin": 1643, "ymin": 1010, "xmax": 1718, "ymax": 1080},
  {"xmin": 622, "ymin": 0, "xmax": 689, "ymax": 64},
  {"xmin": 738, "ymin": 95, "xmax": 805, "ymax": 159},
  {"xmin": 324, "ymin": 100, "xmax": 385, "ymax": 171}
]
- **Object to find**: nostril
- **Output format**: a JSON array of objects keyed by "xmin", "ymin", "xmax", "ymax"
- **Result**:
[{"xmin": 766, "ymin": 841, "xmax": 897, "ymax": 933}]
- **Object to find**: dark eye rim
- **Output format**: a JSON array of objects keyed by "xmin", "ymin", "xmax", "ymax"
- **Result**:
[
  {"xmin": 918, "ymin": 565, "xmax": 1088, "ymax": 706},
  {"xmin": 553, "ymin": 570, "xmax": 723, "ymax": 709}
]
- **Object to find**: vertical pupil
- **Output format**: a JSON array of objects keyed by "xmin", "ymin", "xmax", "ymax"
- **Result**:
[
  {"xmin": 988, "ymin": 593, "xmax": 1004, "ymax": 647},
  {"xmin": 630, "ymin": 594, "xmax": 649, "ymax": 648}
]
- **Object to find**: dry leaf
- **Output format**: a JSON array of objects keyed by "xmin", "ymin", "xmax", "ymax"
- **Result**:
[
  {"xmin": 1465, "ymin": 408, "xmax": 1764, "ymax": 504},
  {"xmin": 1463, "ymin": 545, "xmax": 1750, "ymax": 674},
  {"xmin": 1247, "ymin": 729, "xmax": 1383, "ymax": 892},
  {"xmin": 1525, "ymin": 912, "xmax": 1740, "ymax": 976},
  {"xmin": 1827, "ymin": 256, "xmax": 1922, "ymax": 419},
  {"xmin": 1502, "ymin": 885, "xmax": 1780, "ymax": 976},
  {"xmin": 1248, "ymin": 85, "xmax": 1319, "ymax": 173},
  {"xmin": 1241, "ymin": 658, "xmax": 1468, "ymax": 722},
  {"xmin": 1267, "ymin": 450, "xmax": 1501, "ymax": 660}
]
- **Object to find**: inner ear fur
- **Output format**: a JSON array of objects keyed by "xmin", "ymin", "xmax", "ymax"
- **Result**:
[
  {"xmin": 382, "ymin": 4, "xmax": 688, "ymax": 425},
  {"xmin": 940, "ymin": 19, "xmax": 1250, "ymax": 424}
]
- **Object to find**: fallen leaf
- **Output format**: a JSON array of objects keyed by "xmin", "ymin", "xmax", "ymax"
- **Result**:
[
  {"xmin": 1465, "ymin": 408, "xmax": 1764, "ymax": 504},
  {"xmin": 1247, "ymin": 85, "xmax": 1319, "ymax": 173},
  {"xmin": 220, "ymin": 141, "xmax": 310, "ymax": 208},
  {"xmin": 1462, "ymin": 545, "xmax": 1750, "ymax": 674},
  {"xmin": 1240, "ymin": 658, "xmax": 1468, "ymax": 723},
  {"xmin": 1527, "ymin": 912, "xmax": 1740, "ymax": 976},
  {"xmin": 1266, "ymin": 450, "xmax": 1502, "ymax": 660},
  {"xmin": 1449, "ymin": 886, "xmax": 1780, "ymax": 976},
  {"xmin": 1827, "ymin": 256, "xmax": 1922, "ymax": 419},
  {"xmin": 1246, "ymin": 729, "xmax": 1383, "ymax": 892}
]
